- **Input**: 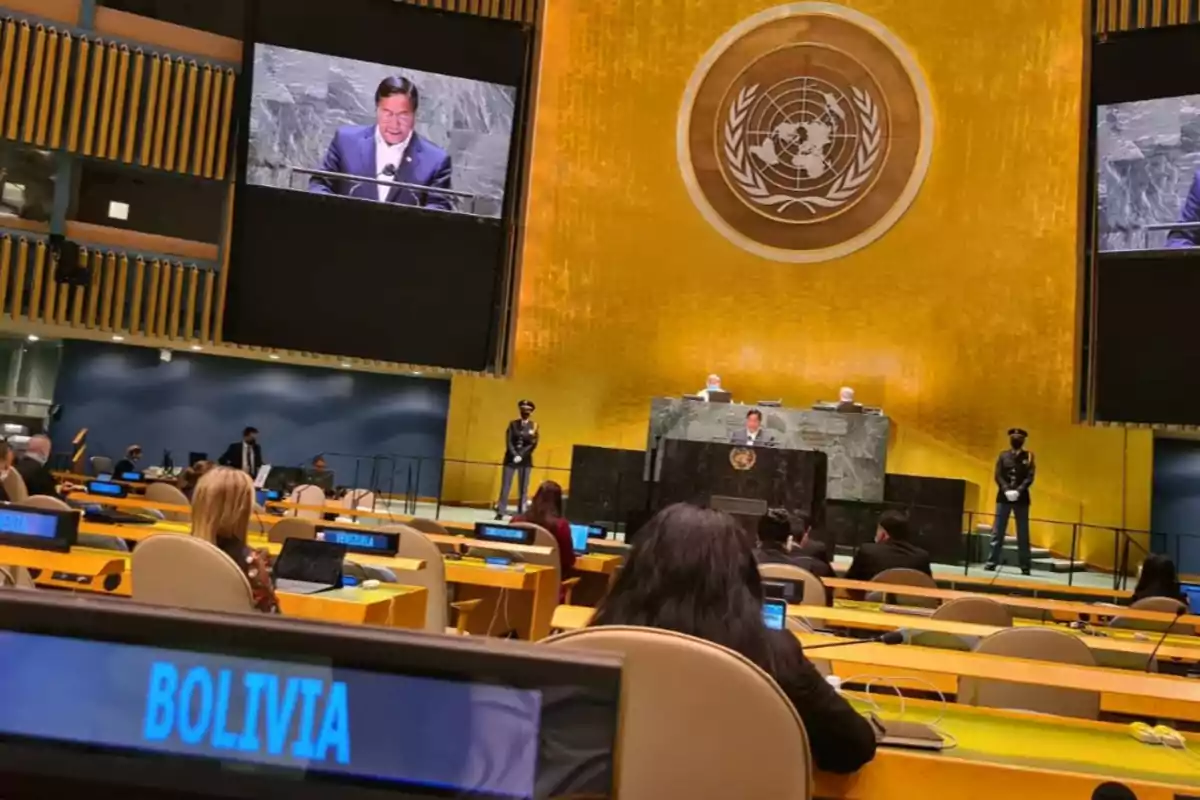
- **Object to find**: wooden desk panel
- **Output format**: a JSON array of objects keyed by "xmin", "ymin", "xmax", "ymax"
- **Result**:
[{"xmin": 277, "ymin": 586, "xmax": 426, "ymax": 630}]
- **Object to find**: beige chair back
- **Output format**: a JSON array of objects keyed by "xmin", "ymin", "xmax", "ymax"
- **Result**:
[
  {"xmin": 758, "ymin": 563, "xmax": 826, "ymax": 606},
  {"xmin": 17, "ymin": 496, "xmax": 127, "ymax": 551},
  {"xmin": 960, "ymin": 628, "xmax": 1100, "ymax": 719},
  {"xmin": 132, "ymin": 535, "xmax": 255, "ymax": 613},
  {"xmin": 343, "ymin": 489, "xmax": 376, "ymax": 510},
  {"xmin": 871, "ymin": 567, "xmax": 939, "ymax": 609},
  {"xmin": 2, "ymin": 469, "xmax": 27, "ymax": 502},
  {"xmin": 932, "ymin": 596, "xmax": 1014, "ymax": 627},
  {"xmin": 1110, "ymin": 597, "xmax": 1194, "ymax": 634},
  {"xmin": 19, "ymin": 495, "xmax": 71, "ymax": 511},
  {"xmin": 268, "ymin": 517, "xmax": 318, "ymax": 544},
  {"xmin": 288, "ymin": 484, "xmax": 325, "ymax": 519},
  {"xmin": 145, "ymin": 482, "xmax": 191, "ymax": 522},
  {"xmin": 407, "ymin": 517, "xmax": 451, "ymax": 535},
  {"xmin": 381, "ymin": 524, "xmax": 450, "ymax": 632},
  {"xmin": 90, "ymin": 456, "xmax": 113, "ymax": 476},
  {"xmin": 511, "ymin": 522, "xmax": 561, "ymax": 569},
  {"xmin": 544, "ymin": 626, "xmax": 811, "ymax": 800}
]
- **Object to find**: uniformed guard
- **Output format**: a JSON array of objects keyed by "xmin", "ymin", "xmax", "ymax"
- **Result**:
[
  {"xmin": 984, "ymin": 427, "xmax": 1036, "ymax": 575},
  {"xmin": 496, "ymin": 399, "xmax": 539, "ymax": 519}
]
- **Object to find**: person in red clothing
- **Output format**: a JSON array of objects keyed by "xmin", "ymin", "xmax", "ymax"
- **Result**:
[{"xmin": 515, "ymin": 480, "xmax": 576, "ymax": 576}]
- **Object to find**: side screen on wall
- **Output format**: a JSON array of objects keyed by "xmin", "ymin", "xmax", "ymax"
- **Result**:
[{"xmin": 227, "ymin": 0, "xmax": 531, "ymax": 370}]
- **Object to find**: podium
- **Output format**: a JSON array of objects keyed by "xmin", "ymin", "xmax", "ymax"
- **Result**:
[{"xmin": 654, "ymin": 440, "xmax": 827, "ymax": 526}]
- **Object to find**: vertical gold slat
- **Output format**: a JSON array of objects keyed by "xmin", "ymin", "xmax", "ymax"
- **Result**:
[
  {"xmin": 94, "ymin": 42, "xmax": 119, "ymax": 158},
  {"xmin": 0, "ymin": 20, "xmax": 17, "ymax": 136},
  {"xmin": 69, "ymin": 251, "xmax": 85, "ymax": 327},
  {"xmin": 108, "ymin": 45, "xmax": 130, "ymax": 159},
  {"xmin": 1137, "ymin": 0, "xmax": 1150, "ymax": 27},
  {"xmin": 10, "ymin": 237, "xmax": 28, "ymax": 318},
  {"xmin": 1152, "ymin": 0, "xmax": 1165, "ymax": 25},
  {"xmin": 85, "ymin": 251, "xmax": 103, "ymax": 327},
  {"xmin": 112, "ymin": 254, "xmax": 128, "ymax": 331},
  {"xmin": 144, "ymin": 260, "xmax": 161, "ymax": 336},
  {"xmin": 1118, "ymin": 0, "xmax": 1130, "ymax": 28},
  {"xmin": 119, "ymin": 48, "xmax": 141, "ymax": 163},
  {"xmin": 156, "ymin": 263, "xmax": 172, "ymax": 336},
  {"xmin": 176, "ymin": 60, "xmax": 198, "ymax": 173},
  {"xmin": 192, "ymin": 64, "xmax": 212, "ymax": 176},
  {"xmin": 163, "ymin": 58, "xmax": 186, "ymax": 172},
  {"xmin": 213, "ymin": 183, "xmax": 234, "ymax": 341},
  {"xmin": 1179, "ymin": 0, "xmax": 1190, "ymax": 23},
  {"xmin": 81, "ymin": 38, "xmax": 105, "ymax": 156},
  {"xmin": 5, "ymin": 21, "xmax": 31, "ymax": 141},
  {"xmin": 1167, "ymin": 0, "xmax": 1179, "ymax": 23},
  {"xmin": 1108, "ymin": 0, "xmax": 1120, "ymax": 28},
  {"xmin": 43, "ymin": 246, "xmax": 57, "ymax": 323},
  {"xmin": 65, "ymin": 36, "xmax": 89, "ymax": 151},
  {"xmin": 199, "ymin": 269, "xmax": 214, "ymax": 341},
  {"xmin": 100, "ymin": 252, "xmax": 116, "ymax": 329},
  {"xmin": 0, "ymin": 238, "xmax": 11, "ymax": 318},
  {"xmin": 214, "ymin": 69, "xmax": 235, "ymax": 180},
  {"xmin": 1096, "ymin": 0, "xmax": 1108, "ymax": 30},
  {"xmin": 202, "ymin": 68, "xmax": 222, "ymax": 177},
  {"xmin": 168, "ymin": 263, "xmax": 183, "ymax": 338},
  {"xmin": 20, "ymin": 24, "xmax": 45, "ymax": 142},
  {"xmin": 138, "ymin": 54, "xmax": 160, "ymax": 165},
  {"xmin": 48, "ymin": 32, "xmax": 70, "ymax": 149},
  {"xmin": 151, "ymin": 56, "xmax": 171, "ymax": 169},
  {"xmin": 129, "ymin": 258, "xmax": 145, "ymax": 334},
  {"xmin": 27, "ymin": 240, "xmax": 44, "ymax": 321},
  {"xmin": 32, "ymin": 27, "xmax": 56, "ymax": 145},
  {"xmin": 183, "ymin": 266, "xmax": 198, "ymax": 339}
]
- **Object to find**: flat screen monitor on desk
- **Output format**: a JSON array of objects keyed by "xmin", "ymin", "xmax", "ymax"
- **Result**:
[
  {"xmin": 474, "ymin": 522, "xmax": 536, "ymax": 547},
  {"xmin": 306, "ymin": 469, "xmax": 336, "ymax": 494},
  {"xmin": 317, "ymin": 527, "xmax": 399, "ymax": 557},
  {"xmin": 263, "ymin": 465, "xmax": 305, "ymax": 495},
  {"xmin": 568, "ymin": 524, "xmax": 590, "ymax": 554},
  {"xmin": 0, "ymin": 504, "xmax": 78, "ymax": 552},
  {"xmin": 118, "ymin": 471, "xmax": 144, "ymax": 482},
  {"xmin": 1182, "ymin": 583, "xmax": 1200, "ymax": 615},
  {"xmin": 0, "ymin": 591, "xmax": 622, "ymax": 799}
]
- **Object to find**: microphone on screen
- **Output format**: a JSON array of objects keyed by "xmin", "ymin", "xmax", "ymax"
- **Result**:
[
  {"xmin": 1144, "ymin": 606, "xmax": 1185, "ymax": 673},
  {"xmin": 804, "ymin": 630, "xmax": 908, "ymax": 651}
]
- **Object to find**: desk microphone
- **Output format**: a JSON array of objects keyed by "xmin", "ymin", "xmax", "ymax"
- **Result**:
[
  {"xmin": 1144, "ymin": 606, "xmax": 1185, "ymax": 672},
  {"xmin": 804, "ymin": 630, "xmax": 907, "ymax": 651}
]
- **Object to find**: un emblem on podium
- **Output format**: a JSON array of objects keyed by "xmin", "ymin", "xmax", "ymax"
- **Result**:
[
  {"xmin": 729, "ymin": 447, "xmax": 757, "ymax": 471},
  {"xmin": 678, "ymin": 3, "xmax": 934, "ymax": 263}
]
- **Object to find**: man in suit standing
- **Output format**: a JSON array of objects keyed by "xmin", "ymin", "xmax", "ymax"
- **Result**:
[
  {"xmin": 218, "ymin": 427, "xmax": 263, "ymax": 478},
  {"xmin": 984, "ymin": 427, "xmax": 1036, "ymax": 576},
  {"xmin": 496, "ymin": 400, "xmax": 538, "ymax": 518},
  {"xmin": 1168, "ymin": 168, "xmax": 1200, "ymax": 248},
  {"xmin": 844, "ymin": 510, "xmax": 932, "ymax": 583},
  {"xmin": 308, "ymin": 76, "xmax": 453, "ymax": 211},
  {"xmin": 16, "ymin": 434, "xmax": 60, "ymax": 498},
  {"xmin": 731, "ymin": 409, "xmax": 772, "ymax": 446}
]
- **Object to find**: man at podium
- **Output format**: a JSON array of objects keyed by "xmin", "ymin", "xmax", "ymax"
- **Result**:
[{"xmin": 731, "ymin": 409, "xmax": 773, "ymax": 446}]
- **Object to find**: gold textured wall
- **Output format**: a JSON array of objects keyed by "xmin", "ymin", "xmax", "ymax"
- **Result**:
[{"xmin": 444, "ymin": 0, "xmax": 1153, "ymax": 568}]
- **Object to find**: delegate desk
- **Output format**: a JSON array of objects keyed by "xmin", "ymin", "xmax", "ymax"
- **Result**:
[{"xmin": 930, "ymin": 571, "xmax": 1133, "ymax": 603}]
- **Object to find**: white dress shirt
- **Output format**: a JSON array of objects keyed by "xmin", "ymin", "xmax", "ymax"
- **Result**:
[
  {"xmin": 242, "ymin": 442, "xmax": 255, "ymax": 475},
  {"xmin": 375, "ymin": 127, "xmax": 411, "ymax": 202},
  {"xmin": 746, "ymin": 429, "xmax": 759, "ymax": 445}
]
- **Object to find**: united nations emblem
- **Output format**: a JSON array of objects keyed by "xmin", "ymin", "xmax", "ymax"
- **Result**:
[
  {"xmin": 677, "ymin": 3, "xmax": 934, "ymax": 263},
  {"xmin": 729, "ymin": 447, "xmax": 757, "ymax": 471}
]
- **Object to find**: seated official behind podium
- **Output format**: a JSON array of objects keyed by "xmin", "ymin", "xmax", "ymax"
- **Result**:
[
  {"xmin": 16, "ymin": 434, "xmax": 60, "ymax": 498},
  {"xmin": 190, "ymin": 467, "xmax": 279, "ymax": 614},
  {"xmin": 756, "ymin": 508, "xmax": 834, "ymax": 580},
  {"xmin": 112, "ymin": 444, "xmax": 142, "ymax": 476},
  {"xmin": 592, "ymin": 503, "xmax": 876, "ymax": 774},
  {"xmin": 513, "ymin": 480, "xmax": 576, "ymax": 577},
  {"xmin": 731, "ymin": 409, "xmax": 773, "ymax": 446},
  {"xmin": 1131, "ymin": 553, "xmax": 1186, "ymax": 605},
  {"xmin": 836, "ymin": 386, "xmax": 864, "ymax": 414},
  {"xmin": 844, "ymin": 510, "xmax": 932, "ymax": 584}
]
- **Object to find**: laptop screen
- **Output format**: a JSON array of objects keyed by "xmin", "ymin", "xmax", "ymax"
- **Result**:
[
  {"xmin": 568, "ymin": 524, "xmax": 589, "ymax": 554},
  {"xmin": 1182, "ymin": 583, "xmax": 1200, "ymax": 615},
  {"xmin": 317, "ymin": 528, "xmax": 398, "ymax": 557},
  {"xmin": 273, "ymin": 539, "xmax": 345, "ymax": 586},
  {"xmin": 0, "ymin": 590, "xmax": 622, "ymax": 799},
  {"xmin": 474, "ymin": 523, "xmax": 535, "ymax": 546}
]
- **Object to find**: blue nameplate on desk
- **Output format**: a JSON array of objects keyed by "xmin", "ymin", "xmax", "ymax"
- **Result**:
[
  {"xmin": 119, "ymin": 472, "xmax": 144, "ymax": 482},
  {"xmin": 316, "ymin": 528, "xmax": 399, "ymax": 557},
  {"xmin": 474, "ymin": 523, "xmax": 535, "ymax": 546},
  {"xmin": 0, "ymin": 630, "xmax": 542, "ymax": 797},
  {"xmin": 0, "ymin": 505, "xmax": 77, "ymax": 552},
  {"xmin": 88, "ymin": 481, "xmax": 128, "ymax": 498}
]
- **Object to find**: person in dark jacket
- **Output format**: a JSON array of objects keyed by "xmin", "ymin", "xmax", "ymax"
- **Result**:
[
  {"xmin": 16, "ymin": 434, "xmax": 60, "ymax": 498},
  {"xmin": 514, "ymin": 480, "xmax": 576, "ymax": 577},
  {"xmin": 112, "ymin": 444, "xmax": 142, "ymax": 476},
  {"xmin": 217, "ymin": 427, "xmax": 263, "ymax": 477},
  {"xmin": 495, "ymin": 399, "xmax": 538, "ymax": 518},
  {"xmin": 592, "ymin": 503, "xmax": 877, "ymax": 775},
  {"xmin": 756, "ymin": 508, "xmax": 835, "ymax": 580},
  {"xmin": 844, "ymin": 510, "xmax": 932, "ymax": 583},
  {"xmin": 1131, "ymin": 553, "xmax": 1187, "ymax": 606}
]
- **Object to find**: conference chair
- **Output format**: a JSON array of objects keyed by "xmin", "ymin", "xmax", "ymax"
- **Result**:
[
  {"xmin": 959, "ymin": 628, "xmax": 1100, "ymax": 720},
  {"xmin": 288, "ymin": 484, "xmax": 325, "ymax": 520},
  {"xmin": 342, "ymin": 489, "xmax": 376, "ymax": 510},
  {"xmin": 1, "ymin": 468, "xmax": 27, "ymax": 502},
  {"xmin": 19, "ymin": 495, "xmax": 128, "ymax": 552},
  {"xmin": 267, "ymin": 517, "xmax": 317, "ymax": 544},
  {"xmin": 406, "ymin": 516, "xmax": 460, "ymax": 556},
  {"xmin": 379, "ymin": 523, "xmax": 482, "ymax": 635},
  {"xmin": 1109, "ymin": 597, "xmax": 1194, "ymax": 635},
  {"xmin": 933, "ymin": 596, "xmax": 1014, "ymax": 627},
  {"xmin": 869, "ymin": 567, "xmax": 940, "ymax": 609},
  {"xmin": 543, "ymin": 626, "xmax": 812, "ymax": 800},
  {"xmin": 131, "ymin": 535, "xmax": 255, "ymax": 613},
  {"xmin": 144, "ymin": 482, "xmax": 191, "ymax": 522},
  {"xmin": 89, "ymin": 455, "xmax": 113, "ymax": 476},
  {"xmin": 511, "ymin": 522, "xmax": 581, "ymax": 603},
  {"xmin": 758, "ymin": 563, "xmax": 827, "ymax": 606}
]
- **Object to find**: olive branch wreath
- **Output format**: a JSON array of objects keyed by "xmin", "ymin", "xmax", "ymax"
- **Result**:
[{"xmin": 723, "ymin": 83, "xmax": 881, "ymax": 214}]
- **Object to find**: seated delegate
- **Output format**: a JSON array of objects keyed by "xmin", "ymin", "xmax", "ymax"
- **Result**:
[
  {"xmin": 1131, "ymin": 553, "xmax": 1186, "ymax": 605},
  {"xmin": 843, "ymin": 510, "xmax": 932, "ymax": 583},
  {"xmin": 190, "ymin": 467, "xmax": 279, "ymax": 614},
  {"xmin": 112, "ymin": 444, "xmax": 143, "ymax": 476},
  {"xmin": 755, "ymin": 508, "xmax": 834, "ymax": 581},
  {"xmin": 513, "ymin": 480, "xmax": 576, "ymax": 576},
  {"xmin": 590, "ymin": 503, "xmax": 877, "ymax": 775}
]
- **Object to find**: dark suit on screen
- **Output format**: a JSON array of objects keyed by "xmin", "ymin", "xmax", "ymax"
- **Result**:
[
  {"xmin": 16, "ymin": 456, "xmax": 58, "ymax": 498},
  {"xmin": 308, "ymin": 125, "xmax": 453, "ymax": 211},
  {"xmin": 1169, "ymin": 169, "xmax": 1200, "ymax": 248},
  {"xmin": 844, "ymin": 539, "xmax": 932, "ymax": 583}
]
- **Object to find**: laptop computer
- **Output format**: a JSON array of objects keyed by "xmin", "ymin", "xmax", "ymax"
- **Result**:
[
  {"xmin": 272, "ymin": 538, "xmax": 346, "ymax": 595},
  {"xmin": 1182, "ymin": 583, "xmax": 1200, "ymax": 614}
]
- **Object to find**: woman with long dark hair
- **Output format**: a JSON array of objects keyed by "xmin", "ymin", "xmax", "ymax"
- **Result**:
[
  {"xmin": 515, "ymin": 480, "xmax": 575, "ymax": 575},
  {"xmin": 591, "ymin": 503, "xmax": 876, "ymax": 774},
  {"xmin": 1132, "ymin": 553, "xmax": 1186, "ymax": 605}
]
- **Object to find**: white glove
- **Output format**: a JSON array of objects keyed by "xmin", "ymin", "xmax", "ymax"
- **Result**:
[
  {"xmin": 514, "ymin": 456, "xmax": 522, "ymax": 464},
  {"xmin": 1005, "ymin": 490, "xmax": 1019, "ymax": 502}
]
